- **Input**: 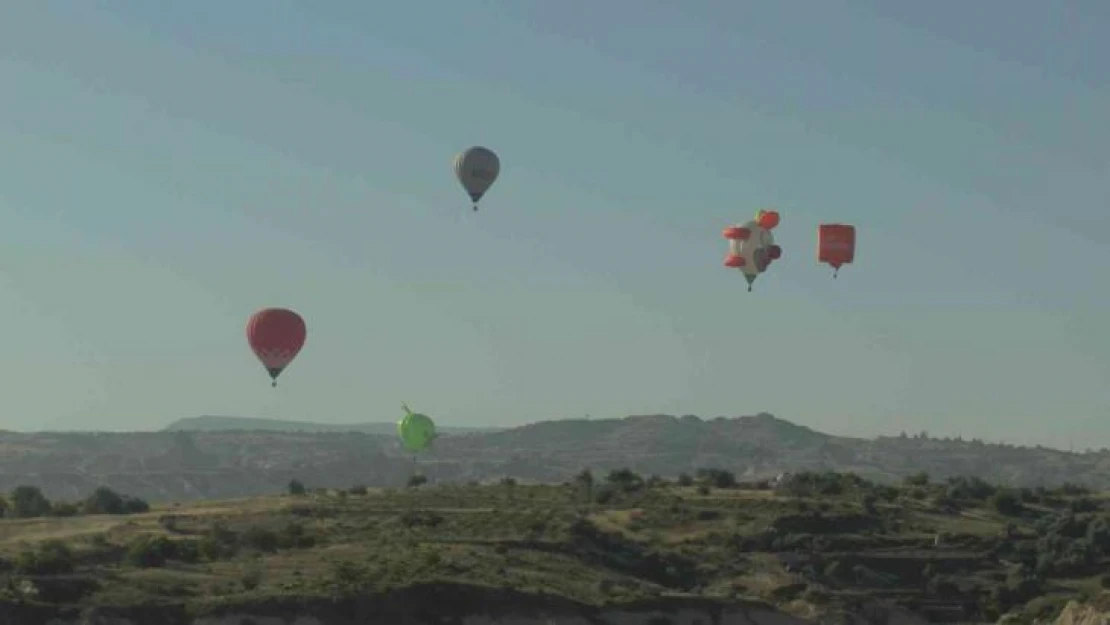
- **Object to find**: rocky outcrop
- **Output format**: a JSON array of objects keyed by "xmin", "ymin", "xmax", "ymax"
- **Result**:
[{"xmin": 1051, "ymin": 594, "xmax": 1110, "ymax": 625}]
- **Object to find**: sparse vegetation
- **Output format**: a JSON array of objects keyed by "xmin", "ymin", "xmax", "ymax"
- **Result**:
[
  {"xmin": 0, "ymin": 469, "xmax": 1103, "ymax": 624},
  {"xmin": 0, "ymin": 485, "xmax": 148, "ymax": 521}
]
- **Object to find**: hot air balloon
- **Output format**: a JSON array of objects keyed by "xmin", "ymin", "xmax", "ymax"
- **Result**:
[
  {"xmin": 817, "ymin": 224, "xmax": 856, "ymax": 278},
  {"xmin": 398, "ymin": 403, "xmax": 437, "ymax": 453},
  {"xmin": 723, "ymin": 211, "xmax": 782, "ymax": 291},
  {"xmin": 453, "ymin": 146, "xmax": 500, "ymax": 211},
  {"xmin": 246, "ymin": 308, "xmax": 306, "ymax": 387}
]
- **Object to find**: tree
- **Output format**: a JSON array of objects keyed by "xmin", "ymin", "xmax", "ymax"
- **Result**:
[
  {"xmin": 82, "ymin": 487, "xmax": 149, "ymax": 515},
  {"xmin": 288, "ymin": 479, "xmax": 306, "ymax": 496},
  {"xmin": 83, "ymin": 486, "xmax": 125, "ymax": 515},
  {"xmin": 573, "ymin": 469, "xmax": 594, "ymax": 494},
  {"xmin": 122, "ymin": 495, "xmax": 150, "ymax": 514},
  {"xmin": 696, "ymin": 468, "xmax": 737, "ymax": 489},
  {"xmin": 606, "ymin": 468, "xmax": 644, "ymax": 493},
  {"xmin": 9, "ymin": 486, "xmax": 52, "ymax": 518}
]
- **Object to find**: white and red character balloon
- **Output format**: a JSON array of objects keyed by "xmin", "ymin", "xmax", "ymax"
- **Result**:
[{"xmin": 722, "ymin": 209, "xmax": 782, "ymax": 291}]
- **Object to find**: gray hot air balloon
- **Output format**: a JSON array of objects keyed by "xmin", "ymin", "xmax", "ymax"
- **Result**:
[{"xmin": 453, "ymin": 146, "xmax": 500, "ymax": 211}]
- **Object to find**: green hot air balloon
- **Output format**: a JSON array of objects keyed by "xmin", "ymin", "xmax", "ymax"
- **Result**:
[{"xmin": 398, "ymin": 403, "xmax": 437, "ymax": 453}]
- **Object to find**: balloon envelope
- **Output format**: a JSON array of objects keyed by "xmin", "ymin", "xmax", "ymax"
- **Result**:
[
  {"xmin": 454, "ymin": 146, "xmax": 500, "ymax": 205},
  {"xmin": 398, "ymin": 410, "xmax": 437, "ymax": 453},
  {"xmin": 724, "ymin": 220, "xmax": 778, "ymax": 290},
  {"xmin": 818, "ymin": 224, "xmax": 856, "ymax": 270},
  {"xmin": 246, "ymin": 308, "xmax": 306, "ymax": 383},
  {"xmin": 756, "ymin": 210, "xmax": 780, "ymax": 230}
]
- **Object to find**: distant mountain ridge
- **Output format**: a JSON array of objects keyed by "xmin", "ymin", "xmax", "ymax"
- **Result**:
[
  {"xmin": 0, "ymin": 412, "xmax": 1106, "ymax": 503},
  {"xmin": 163, "ymin": 415, "xmax": 499, "ymax": 435}
]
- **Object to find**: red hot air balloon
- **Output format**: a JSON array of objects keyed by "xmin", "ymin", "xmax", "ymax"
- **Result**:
[
  {"xmin": 246, "ymin": 308, "xmax": 306, "ymax": 387},
  {"xmin": 817, "ymin": 224, "xmax": 856, "ymax": 278}
]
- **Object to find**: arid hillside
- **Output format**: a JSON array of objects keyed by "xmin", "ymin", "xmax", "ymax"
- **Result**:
[
  {"xmin": 0, "ymin": 471, "xmax": 1107, "ymax": 624},
  {"xmin": 0, "ymin": 413, "xmax": 1108, "ymax": 503}
]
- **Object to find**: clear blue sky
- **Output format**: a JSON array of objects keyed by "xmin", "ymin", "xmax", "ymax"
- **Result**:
[{"xmin": 0, "ymin": 1, "xmax": 1107, "ymax": 447}]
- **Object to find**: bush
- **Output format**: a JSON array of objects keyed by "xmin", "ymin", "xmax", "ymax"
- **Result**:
[
  {"xmin": 991, "ymin": 491, "xmax": 1024, "ymax": 516},
  {"xmin": 125, "ymin": 535, "xmax": 178, "ymax": 568},
  {"xmin": 594, "ymin": 486, "xmax": 617, "ymax": 504},
  {"xmin": 778, "ymin": 472, "xmax": 873, "ymax": 497},
  {"xmin": 946, "ymin": 476, "xmax": 996, "ymax": 501},
  {"xmin": 278, "ymin": 522, "xmax": 315, "ymax": 549},
  {"xmin": 696, "ymin": 468, "xmax": 737, "ymax": 489},
  {"xmin": 926, "ymin": 575, "xmax": 959, "ymax": 598},
  {"xmin": 239, "ymin": 526, "xmax": 280, "ymax": 553},
  {"xmin": 606, "ymin": 468, "xmax": 645, "ymax": 493},
  {"xmin": 13, "ymin": 540, "xmax": 74, "ymax": 575},
  {"xmin": 198, "ymin": 523, "xmax": 240, "ymax": 560},
  {"xmin": 904, "ymin": 472, "xmax": 929, "ymax": 486},
  {"xmin": 1069, "ymin": 498, "xmax": 1099, "ymax": 513},
  {"xmin": 50, "ymin": 502, "xmax": 80, "ymax": 517},
  {"xmin": 241, "ymin": 565, "xmax": 264, "ymax": 591},
  {"xmin": 1087, "ymin": 517, "xmax": 1110, "ymax": 553},
  {"xmin": 174, "ymin": 539, "xmax": 200, "ymax": 563},
  {"xmin": 1057, "ymin": 482, "xmax": 1090, "ymax": 496}
]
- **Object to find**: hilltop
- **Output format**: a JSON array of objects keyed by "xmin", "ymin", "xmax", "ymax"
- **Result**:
[
  {"xmin": 0, "ymin": 413, "xmax": 1108, "ymax": 503},
  {"xmin": 162, "ymin": 415, "xmax": 498, "ymax": 436},
  {"xmin": 0, "ymin": 471, "xmax": 1106, "ymax": 624}
]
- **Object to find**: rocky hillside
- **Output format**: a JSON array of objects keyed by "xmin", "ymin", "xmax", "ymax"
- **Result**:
[
  {"xmin": 5, "ymin": 589, "xmax": 929, "ymax": 625},
  {"xmin": 2, "ymin": 472, "xmax": 1104, "ymax": 625},
  {"xmin": 1, "ymin": 413, "xmax": 1108, "ymax": 502}
]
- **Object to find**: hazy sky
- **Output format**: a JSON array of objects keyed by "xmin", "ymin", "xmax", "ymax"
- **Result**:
[{"xmin": 0, "ymin": 1, "xmax": 1107, "ymax": 446}]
